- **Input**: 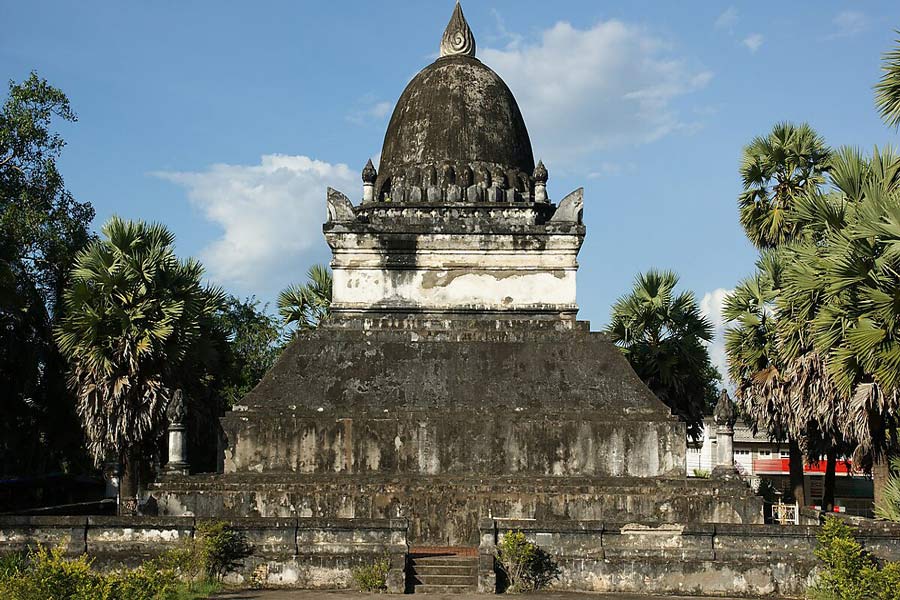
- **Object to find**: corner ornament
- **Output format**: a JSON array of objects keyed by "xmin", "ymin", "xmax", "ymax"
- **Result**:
[
  {"xmin": 440, "ymin": 2, "xmax": 476, "ymax": 58},
  {"xmin": 550, "ymin": 188, "xmax": 584, "ymax": 224},
  {"xmin": 327, "ymin": 187, "xmax": 356, "ymax": 223}
]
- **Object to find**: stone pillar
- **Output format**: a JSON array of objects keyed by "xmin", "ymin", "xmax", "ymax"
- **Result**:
[
  {"xmin": 101, "ymin": 460, "xmax": 122, "ymax": 502},
  {"xmin": 713, "ymin": 389, "xmax": 738, "ymax": 478},
  {"xmin": 716, "ymin": 424, "xmax": 734, "ymax": 468},
  {"xmin": 477, "ymin": 518, "xmax": 497, "ymax": 593},
  {"xmin": 165, "ymin": 389, "xmax": 189, "ymax": 475},
  {"xmin": 533, "ymin": 160, "xmax": 548, "ymax": 203},
  {"xmin": 362, "ymin": 159, "xmax": 377, "ymax": 203}
]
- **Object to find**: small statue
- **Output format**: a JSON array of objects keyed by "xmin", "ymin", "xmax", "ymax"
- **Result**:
[
  {"xmin": 714, "ymin": 389, "xmax": 737, "ymax": 429},
  {"xmin": 165, "ymin": 389, "xmax": 189, "ymax": 475},
  {"xmin": 167, "ymin": 389, "xmax": 186, "ymax": 425}
]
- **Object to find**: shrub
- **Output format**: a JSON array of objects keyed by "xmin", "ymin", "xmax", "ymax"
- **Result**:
[
  {"xmin": 692, "ymin": 468, "xmax": 711, "ymax": 479},
  {"xmin": 194, "ymin": 520, "xmax": 253, "ymax": 581},
  {"xmin": 104, "ymin": 562, "xmax": 179, "ymax": 600},
  {"xmin": 496, "ymin": 531, "xmax": 560, "ymax": 593},
  {"xmin": 810, "ymin": 516, "xmax": 900, "ymax": 600},
  {"xmin": 0, "ymin": 545, "xmax": 106, "ymax": 600},
  {"xmin": 0, "ymin": 552, "xmax": 27, "ymax": 580},
  {"xmin": 352, "ymin": 556, "xmax": 391, "ymax": 592},
  {"xmin": 0, "ymin": 543, "xmax": 222, "ymax": 600}
]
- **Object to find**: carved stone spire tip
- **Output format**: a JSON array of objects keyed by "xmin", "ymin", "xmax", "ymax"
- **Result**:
[
  {"xmin": 440, "ymin": 2, "xmax": 476, "ymax": 58},
  {"xmin": 714, "ymin": 388, "xmax": 737, "ymax": 428},
  {"xmin": 362, "ymin": 158, "xmax": 377, "ymax": 183},
  {"xmin": 534, "ymin": 160, "xmax": 548, "ymax": 183}
]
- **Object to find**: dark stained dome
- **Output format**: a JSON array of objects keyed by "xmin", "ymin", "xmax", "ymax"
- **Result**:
[{"xmin": 371, "ymin": 5, "xmax": 537, "ymax": 204}]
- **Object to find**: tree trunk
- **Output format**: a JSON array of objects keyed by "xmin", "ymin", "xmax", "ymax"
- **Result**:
[
  {"xmin": 119, "ymin": 450, "xmax": 140, "ymax": 515},
  {"xmin": 873, "ymin": 454, "xmax": 891, "ymax": 514},
  {"xmin": 822, "ymin": 447, "xmax": 837, "ymax": 513},
  {"xmin": 789, "ymin": 440, "xmax": 806, "ymax": 506}
]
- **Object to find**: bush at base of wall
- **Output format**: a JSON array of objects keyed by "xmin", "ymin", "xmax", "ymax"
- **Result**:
[
  {"xmin": 0, "ymin": 520, "xmax": 252, "ymax": 600},
  {"xmin": 810, "ymin": 517, "xmax": 900, "ymax": 600}
]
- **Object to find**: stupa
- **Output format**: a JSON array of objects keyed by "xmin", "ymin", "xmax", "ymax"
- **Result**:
[{"xmin": 151, "ymin": 3, "xmax": 762, "ymax": 547}]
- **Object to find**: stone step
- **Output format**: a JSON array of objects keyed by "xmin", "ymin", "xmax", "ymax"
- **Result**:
[
  {"xmin": 411, "ymin": 564, "xmax": 477, "ymax": 576},
  {"xmin": 408, "ymin": 553, "xmax": 478, "ymax": 594},
  {"xmin": 411, "ymin": 556, "xmax": 477, "ymax": 566},
  {"xmin": 413, "ymin": 573, "xmax": 477, "ymax": 586},
  {"xmin": 414, "ymin": 584, "xmax": 477, "ymax": 594}
]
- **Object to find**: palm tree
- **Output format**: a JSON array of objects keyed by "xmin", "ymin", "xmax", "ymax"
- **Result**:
[
  {"xmin": 728, "ymin": 122, "xmax": 831, "ymax": 506},
  {"xmin": 724, "ymin": 253, "xmax": 809, "ymax": 504},
  {"xmin": 875, "ymin": 457, "xmax": 900, "ymax": 522},
  {"xmin": 780, "ymin": 147, "xmax": 900, "ymax": 508},
  {"xmin": 606, "ymin": 270, "xmax": 715, "ymax": 440},
  {"xmin": 738, "ymin": 122, "xmax": 830, "ymax": 249},
  {"xmin": 277, "ymin": 264, "xmax": 332, "ymax": 337},
  {"xmin": 55, "ymin": 217, "xmax": 223, "ymax": 513},
  {"xmin": 876, "ymin": 32, "xmax": 900, "ymax": 129},
  {"xmin": 808, "ymin": 150, "xmax": 900, "ymax": 435}
]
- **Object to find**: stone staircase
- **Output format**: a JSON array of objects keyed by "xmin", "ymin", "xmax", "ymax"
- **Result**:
[{"xmin": 407, "ymin": 550, "xmax": 478, "ymax": 594}]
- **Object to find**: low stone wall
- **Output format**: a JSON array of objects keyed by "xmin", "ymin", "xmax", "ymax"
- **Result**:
[
  {"xmin": 6, "ymin": 514, "xmax": 899, "ymax": 596},
  {"xmin": 151, "ymin": 474, "xmax": 763, "ymax": 546},
  {"xmin": 0, "ymin": 516, "xmax": 408, "ymax": 592},
  {"xmin": 478, "ymin": 518, "xmax": 900, "ymax": 598}
]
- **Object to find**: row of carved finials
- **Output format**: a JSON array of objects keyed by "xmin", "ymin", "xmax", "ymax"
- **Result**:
[{"xmin": 362, "ymin": 160, "xmax": 549, "ymax": 204}]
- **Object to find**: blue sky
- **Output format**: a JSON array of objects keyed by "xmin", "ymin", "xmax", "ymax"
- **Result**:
[{"xmin": 4, "ymin": 1, "xmax": 900, "ymax": 376}]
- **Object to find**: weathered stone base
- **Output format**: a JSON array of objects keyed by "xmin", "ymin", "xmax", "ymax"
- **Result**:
[
  {"xmin": 149, "ymin": 474, "xmax": 763, "ymax": 546},
  {"xmin": 223, "ymin": 325, "xmax": 689, "ymax": 483}
]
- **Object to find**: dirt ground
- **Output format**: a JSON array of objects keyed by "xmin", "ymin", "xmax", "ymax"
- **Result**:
[{"xmin": 212, "ymin": 591, "xmax": 742, "ymax": 600}]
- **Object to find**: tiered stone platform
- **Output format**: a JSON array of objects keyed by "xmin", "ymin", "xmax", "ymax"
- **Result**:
[{"xmin": 150, "ymin": 320, "xmax": 763, "ymax": 546}]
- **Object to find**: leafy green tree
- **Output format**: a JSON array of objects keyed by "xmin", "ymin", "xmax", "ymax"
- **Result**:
[
  {"xmin": 738, "ymin": 122, "xmax": 830, "ymax": 249},
  {"xmin": 876, "ymin": 32, "xmax": 900, "ymax": 129},
  {"xmin": 0, "ymin": 72, "xmax": 95, "ymax": 476},
  {"xmin": 606, "ymin": 269, "xmax": 716, "ymax": 439},
  {"xmin": 214, "ymin": 295, "xmax": 283, "ymax": 406},
  {"xmin": 278, "ymin": 264, "xmax": 332, "ymax": 337},
  {"xmin": 55, "ymin": 217, "xmax": 224, "ymax": 511}
]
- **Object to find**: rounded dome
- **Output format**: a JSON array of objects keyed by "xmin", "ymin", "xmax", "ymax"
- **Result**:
[{"xmin": 374, "ymin": 55, "xmax": 536, "ymax": 203}]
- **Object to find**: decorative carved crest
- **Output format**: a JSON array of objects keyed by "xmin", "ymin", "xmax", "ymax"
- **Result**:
[
  {"xmin": 327, "ymin": 187, "xmax": 356, "ymax": 222},
  {"xmin": 550, "ymin": 188, "xmax": 584, "ymax": 223},
  {"xmin": 167, "ymin": 389, "xmax": 186, "ymax": 425},
  {"xmin": 714, "ymin": 389, "xmax": 738, "ymax": 428},
  {"xmin": 440, "ymin": 2, "xmax": 476, "ymax": 58}
]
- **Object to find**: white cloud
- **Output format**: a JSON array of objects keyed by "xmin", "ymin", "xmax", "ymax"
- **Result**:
[
  {"xmin": 587, "ymin": 162, "xmax": 635, "ymax": 179},
  {"xmin": 830, "ymin": 10, "xmax": 868, "ymax": 39},
  {"xmin": 155, "ymin": 155, "xmax": 357, "ymax": 295},
  {"xmin": 701, "ymin": 288, "xmax": 733, "ymax": 386},
  {"xmin": 742, "ymin": 33, "xmax": 764, "ymax": 53},
  {"xmin": 347, "ymin": 98, "xmax": 393, "ymax": 125},
  {"xmin": 489, "ymin": 8, "xmax": 524, "ymax": 50},
  {"xmin": 714, "ymin": 7, "xmax": 738, "ymax": 31},
  {"xmin": 481, "ymin": 20, "xmax": 711, "ymax": 170}
]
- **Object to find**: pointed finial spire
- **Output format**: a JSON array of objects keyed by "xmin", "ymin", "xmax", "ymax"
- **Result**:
[
  {"xmin": 362, "ymin": 158, "xmax": 377, "ymax": 184},
  {"xmin": 714, "ymin": 388, "xmax": 737, "ymax": 428},
  {"xmin": 533, "ymin": 160, "xmax": 548, "ymax": 184},
  {"xmin": 440, "ymin": 2, "xmax": 476, "ymax": 58}
]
